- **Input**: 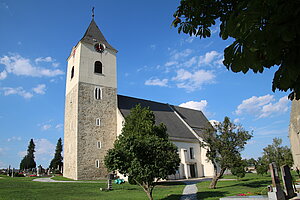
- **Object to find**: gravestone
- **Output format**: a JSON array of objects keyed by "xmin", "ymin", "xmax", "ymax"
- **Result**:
[
  {"xmin": 11, "ymin": 168, "xmax": 14, "ymax": 177},
  {"xmin": 281, "ymin": 165, "xmax": 296, "ymax": 199},
  {"xmin": 268, "ymin": 163, "xmax": 286, "ymax": 200},
  {"xmin": 37, "ymin": 165, "xmax": 42, "ymax": 176},
  {"xmin": 7, "ymin": 165, "xmax": 10, "ymax": 176},
  {"xmin": 107, "ymin": 173, "xmax": 114, "ymax": 190}
]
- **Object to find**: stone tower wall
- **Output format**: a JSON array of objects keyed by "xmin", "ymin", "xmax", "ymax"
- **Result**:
[
  {"xmin": 289, "ymin": 99, "xmax": 300, "ymax": 168},
  {"xmin": 77, "ymin": 82, "xmax": 117, "ymax": 180},
  {"xmin": 63, "ymin": 83, "xmax": 79, "ymax": 180}
]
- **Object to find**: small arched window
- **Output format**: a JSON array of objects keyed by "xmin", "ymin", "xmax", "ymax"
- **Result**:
[
  {"xmin": 95, "ymin": 160, "xmax": 100, "ymax": 168},
  {"xmin": 94, "ymin": 87, "xmax": 102, "ymax": 100},
  {"xmin": 94, "ymin": 61, "xmax": 102, "ymax": 74},
  {"xmin": 71, "ymin": 66, "xmax": 74, "ymax": 79}
]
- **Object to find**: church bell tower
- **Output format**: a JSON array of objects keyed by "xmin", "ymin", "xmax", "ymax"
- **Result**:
[{"xmin": 63, "ymin": 16, "xmax": 118, "ymax": 180}]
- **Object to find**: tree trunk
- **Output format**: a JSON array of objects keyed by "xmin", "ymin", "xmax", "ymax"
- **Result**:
[
  {"xmin": 209, "ymin": 167, "xmax": 226, "ymax": 189},
  {"xmin": 145, "ymin": 189, "xmax": 153, "ymax": 200}
]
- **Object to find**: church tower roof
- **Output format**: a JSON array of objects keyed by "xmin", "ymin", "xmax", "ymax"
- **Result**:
[{"xmin": 81, "ymin": 19, "xmax": 117, "ymax": 52}]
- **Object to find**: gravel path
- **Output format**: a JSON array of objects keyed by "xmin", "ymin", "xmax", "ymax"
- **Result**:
[
  {"xmin": 180, "ymin": 178, "xmax": 211, "ymax": 200},
  {"xmin": 180, "ymin": 182, "xmax": 198, "ymax": 200}
]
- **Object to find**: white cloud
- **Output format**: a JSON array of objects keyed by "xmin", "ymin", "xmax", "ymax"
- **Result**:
[
  {"xmin": 259, "ymin": 96, "xmax": 289, "ymax": 118},
  {"xmin": 41, "ymin": 124, "xmax": 51, "ymax": 131},
  {"xmin": 1, "ymin": 87, "xmax": 33, "ymax": 99},
  {"xmin": 199, "ymin": 50, "xmax": 223, "ymax": 66},
  {"xmin": 0, "ymin": 54, "xmax": 64, "ymax": 78},
  {"xmin": 172, "ymin": 69, "xmax": 215, "ymax": 91},
  {"xmin": 52, "ymin": 62, "xmax": 60, "ymax": 68},
  {"xmin": 35, "ymin": 139, "xmax": 55, "ymax": 156},
  {"xmin": 0, "ymin": 70, "xmax": 7, "ymax": 80},
  {"xmin": 209, "ymin": 120, "xmax": 220, "ymax": 127},
  {"xmin": 235, "ymin": 95, "xmax": 290, "ymax": 119},
  {"xmin": 7, "ymin": 136, "xmax": 22, "ymax": 142},
  {"xmin": 55, "ymin": 124, "xmax": 63, "ymax": 130},
  {"xmin": 183, "ymin": 56, "xmax": 197, "ymax": 68},
  {"xmin": 35, "ymin": 56, "xmax": 54, "ymax": 63},
  {"xmin": 33, "ymin": 84, "xmax": 46, "ymax": 94},
  {"xmin": 165, "ymin": 61, "xmax": 178, "ymax": 67},
  {"xmin": 233, "ymin": 118, "xmax": 240, "ymax": 123},
  {"xmin": 145, "ymin": 78, "xmax": 168, "ymax": 87},
  {"xmin": 171, "ymin": 49, "xmax": 193, "ymax": 60},
  {"xmin": 179, "ymin": 100, "xmax": 208, "ymax": 112}
]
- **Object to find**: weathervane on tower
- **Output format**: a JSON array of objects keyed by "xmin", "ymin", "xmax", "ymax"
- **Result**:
[{"xmin": 92, "ymin": 7, "xmax": 95, "ymax": 19}]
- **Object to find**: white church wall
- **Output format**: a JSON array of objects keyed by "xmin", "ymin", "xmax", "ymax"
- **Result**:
[
  {"xmin": 200, "ymin": 146, "xmax": 215, "ymax": 177},
  {"xmin": 171, "ymin": 140, "xmax": 203, "ymax": 179},
  {"xmin": 66, "ymin": 44, "xmax": 82, "ymax": 95}
]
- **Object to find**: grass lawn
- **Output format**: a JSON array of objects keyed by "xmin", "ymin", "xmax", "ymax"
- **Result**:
[
  {"xmin": 196, "ymin": 173, "xmax": 272, "ymax": 200},
  {"xmin": 0, "ymin": 175, "xmax": 185, "ymax": 200}
]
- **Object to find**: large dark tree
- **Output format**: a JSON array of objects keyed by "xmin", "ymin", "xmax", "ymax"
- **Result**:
[
  {"xmin": 201, "ymin": 117, "xmax": 252, "ymax": 188},
  {"xmin": 104, "ymin": 105, "xmax": 180, "ymax": 200},
  {"xmin": 20, "ymin": 139, "xmax": 36, "ymax": 170},
  {"xmin": 49, "ymin": 138, "xmax": 63, "ymax": 171},
  {"xmin": 172, "ymin": 0, "xmax": 300, "ymax": 100}
]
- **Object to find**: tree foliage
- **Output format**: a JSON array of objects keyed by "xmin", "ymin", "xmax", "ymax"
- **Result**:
[
  {"xmin": 256, "ymin": 157, "xmax": 269, "ymax": 176},
  {"xmin": 201, "ymin": 117, "xmax": 252, "ymax": 188},
  {"xmin": 49, "ymin": 138, "xmax": 63, "ymax": 171},
  {"xmin": 20, "ymin": 139, "xmax": 36, "ymax": 170},
  {"xmin": 172, "ymin": 0, "xmax": 300, "ymax": 100},
  {"xmin": 231, "ymin": 159, "xmax": 247, "ymax": 179},
  {"xmin": 104, "ymin": 105, "xmax": 180, "ymax": 200},
  {"xmin": 262, "ymin": 137, "xmax": 293, "ymax": 167}
]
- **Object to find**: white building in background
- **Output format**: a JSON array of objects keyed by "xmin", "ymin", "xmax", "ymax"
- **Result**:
[{"xmin": 63, "ymin": 17, "xmax": 214, "ymax": 180}]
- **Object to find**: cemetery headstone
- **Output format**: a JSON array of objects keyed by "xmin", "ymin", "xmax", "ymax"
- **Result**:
[
  {"xmin": 268, "ymin": 163, "xmax": 286, "ymax": 200},
  {"xmin": 7, "ymin": 165, "xmax": 10, "ymax": 176},
  {"xmin": 281, "ymin": 165, "xmax": 296, "ymax": 199},
  {"xmin": 37, "ymin": 165, "xmax": 42, "ymax": 176},
  {"xmin": 107, "ymin": 173, "xmax": 114, "ymax": 190}
]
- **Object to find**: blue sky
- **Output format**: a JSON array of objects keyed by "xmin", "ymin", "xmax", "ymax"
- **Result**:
[{"xmin": 0, "ymin": 0, "xmax": 292, "ymax": 169}]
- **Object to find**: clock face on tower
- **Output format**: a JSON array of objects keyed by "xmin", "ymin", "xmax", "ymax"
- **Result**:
[{"xmin": 94, "ymin": 43, "xmax": 106, "ymax": 53}]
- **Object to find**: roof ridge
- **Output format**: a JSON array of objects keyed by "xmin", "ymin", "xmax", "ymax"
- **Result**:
[{"xmin": 117, "ymin": 94, "xmax": 172, "ymax": 107}]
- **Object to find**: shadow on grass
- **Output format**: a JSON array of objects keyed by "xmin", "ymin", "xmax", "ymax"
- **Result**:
[
  {"xmin": 215, "ymin": 180, "xmax": 271, "ymax": 190},
  {"xmin": 160, "ymin": 194, "xmax": 182, "ymax": 200},
  {"xmin": 157, "ymin": 182, "xmax": 186, "ymax": 186},
  {"xmin": 197, "ymin": 191, "xmax": 228, "ymax": 199}
]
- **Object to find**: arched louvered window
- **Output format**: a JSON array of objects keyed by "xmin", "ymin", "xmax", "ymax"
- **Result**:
[
  {"xmin": 71, "ymin": 66, "xmax": 74, "ymax": 79},
  {"xmin": 94, "ymin": 87, "xmax": 102, "ymax": 100},
  {"xmin": 94, "ymin": 61, "xmax": 102, "ymax": 74}
]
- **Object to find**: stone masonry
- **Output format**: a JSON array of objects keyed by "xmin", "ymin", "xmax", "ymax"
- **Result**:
[
  {"xmin": 289, "ymin": 99, "xmax": 300, "ymax": 169},
  {"xmin": 77, "ymin": 82, "xmax": 117, "ymax": 180}
]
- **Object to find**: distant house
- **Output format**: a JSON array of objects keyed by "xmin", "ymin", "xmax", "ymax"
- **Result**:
[{"xmin": 63, "ymin": 18, "xmax": 214, "ymax": 180}]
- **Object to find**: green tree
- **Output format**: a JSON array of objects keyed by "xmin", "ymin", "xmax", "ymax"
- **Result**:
[
  {"xmin": 256, "ymin": 157, "xmax": 269, "ymax": 176},
  {"xmin": 104, "ymin": 105, "xmax": 180, "ymax": 200},
  {"xmin": 231, "ymin": 158, "xmax": 247, "ymax": 179},
  {"xmin": 246, "ymin": 158, "xmax": 258, "ymax": 167},
  {"xmin": 20, "ymin": 139, "xmax": 36, "ymax": 170},
  {"xmin": 172, "ymin": 0, "xmax": 300, "ymax": 100},
  {"xmin": 262, "ymin": 137, "xmax": 293, "ymax": 168},
  {"xmin": 49, "ymin": 138, "xmax": 63, "ymax": 171},
  {"xmin": 201, "ymin": 117, "xmax": 252, "ymax": 188}
]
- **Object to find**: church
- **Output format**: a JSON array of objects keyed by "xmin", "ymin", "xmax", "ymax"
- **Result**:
[{"xmin": 63, "ymin": 17, "xmax": 214, "ymax": 180}]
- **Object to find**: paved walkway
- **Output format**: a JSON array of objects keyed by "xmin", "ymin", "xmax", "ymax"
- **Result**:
[
  {"xmin": 32, "ymin": 177, "xmax": 105, "ymax": 183},
  {"xmin": 179, "ymin": 178, "xmax": 211, "ymax": 200}
]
